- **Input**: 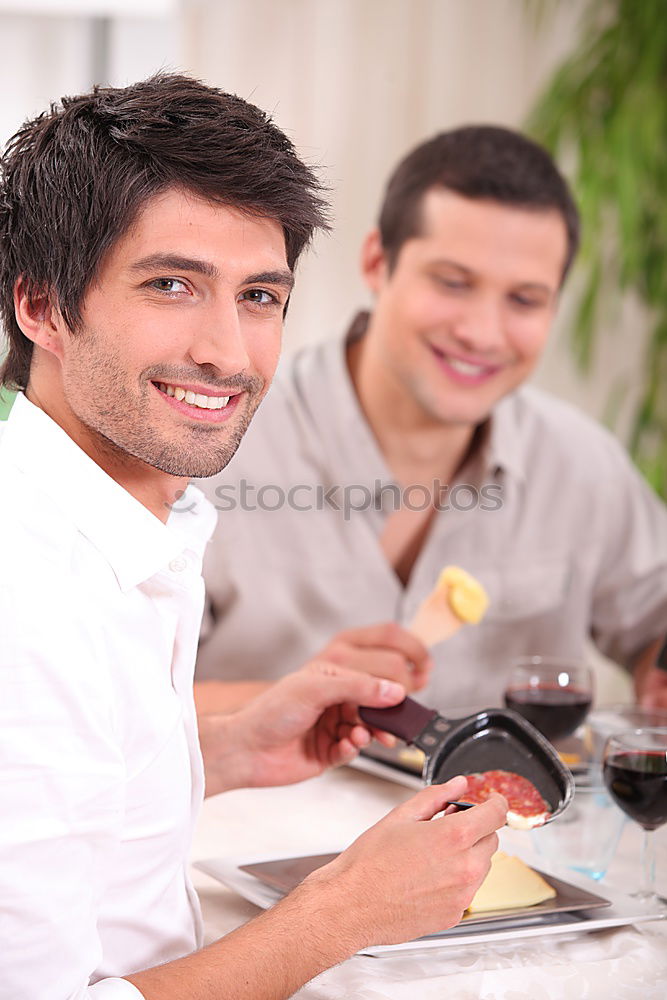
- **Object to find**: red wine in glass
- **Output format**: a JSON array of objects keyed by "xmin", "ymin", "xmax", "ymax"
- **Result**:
[
  {"xmin": 505, "ymin": 685, "xmax": 592, "ymax": 742},
  {"xmin": 603, "ymin": 751, "xmax": 667, "ymax": 831},
  {"xmin": 504, "ymin": 658, "xmax": 594, "ymax": 743},
  {"xmin": 603, "ymin": 728, "xmax": 667, "ymax": 905}
]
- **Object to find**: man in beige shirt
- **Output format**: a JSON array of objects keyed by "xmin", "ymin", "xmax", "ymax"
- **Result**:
[{"xmin": 195, "ymin": 126, "xmax": 667, "ymax": 713}]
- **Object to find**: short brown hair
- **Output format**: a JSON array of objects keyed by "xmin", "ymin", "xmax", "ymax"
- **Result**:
[
  {"xmin": 0, "ymin": 73, "xmax": 328, "ymax": 390},
  {"xmin": 378, "ymin": 125, "xmax": 579, "ymax": 279}
]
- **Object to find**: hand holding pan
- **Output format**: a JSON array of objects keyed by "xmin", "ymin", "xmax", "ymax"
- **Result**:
[{"xmin": 359, "ymin": 697, "xmax": 574, "ymax": 828}]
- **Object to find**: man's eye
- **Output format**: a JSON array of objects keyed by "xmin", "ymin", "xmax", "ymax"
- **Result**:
[
  {"xmin": 150, "ymin": 278, "xmax": 189, "ymax": 294},
  {"xmin": 241, "ymin": 289, "xmax": 280, "ymax": 307},
  {"xmin": 511, "ymin": 294, "xmax": 545, "ymax": 309},
  {"xmin": 433, "ymin": 275, "xmax": 468, "ymax": 291}
]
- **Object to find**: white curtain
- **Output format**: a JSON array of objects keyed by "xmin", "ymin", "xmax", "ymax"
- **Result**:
[
  {"xmin": 180, "ymin": 0, "xmax": 581, "ymax": 348},
  {"xmin": 0, "ymin": 0, "xmax": 645, "ymax": 440},
  {"xmin": 0, "ymin": 5, "xmax": 177, "ymax": 153}
]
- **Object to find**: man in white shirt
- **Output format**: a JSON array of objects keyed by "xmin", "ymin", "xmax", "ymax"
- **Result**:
[
  {"xmin": 0, "ymin": 74, "xmax": 506, "ymax": 1000},
  {"xmin": 195, "ymin": 126, "xmax": 667, "ymax": 713}
]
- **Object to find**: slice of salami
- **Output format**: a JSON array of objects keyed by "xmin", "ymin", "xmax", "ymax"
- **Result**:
[{"xmin": 462, "ymin": 770, "xmax": 550, "ymax": 823}]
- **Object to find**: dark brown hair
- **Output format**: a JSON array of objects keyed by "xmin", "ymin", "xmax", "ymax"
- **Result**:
[
  {"xmin": 378, "ymin": 125, "xmax": 579, "ymax": 279},
  {"xmin": 0, "ymin": 73, "xmax": 328, "ymax": 390}
]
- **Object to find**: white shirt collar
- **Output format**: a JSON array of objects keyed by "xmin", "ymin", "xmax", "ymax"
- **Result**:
[{"xmin": 2, "ymin": 392, "xmax": 216, "ymax": 592}]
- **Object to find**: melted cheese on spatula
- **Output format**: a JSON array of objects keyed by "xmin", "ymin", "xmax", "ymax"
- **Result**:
[
  {"xmin": 409, "ymin": 565, "xmax": 489, "ymax": 646},
  {"xmin": 437, "ymin": 565, "xmax": 489, "ymax": 623},
  {"xmin": 467, "ymin": 851, "xmax": 556, "ymax": 913}
]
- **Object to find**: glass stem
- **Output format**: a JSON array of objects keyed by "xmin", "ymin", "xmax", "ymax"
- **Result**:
[{"xmin": 639, "ymin": 829, "xmax": 656, "ymax": 899}]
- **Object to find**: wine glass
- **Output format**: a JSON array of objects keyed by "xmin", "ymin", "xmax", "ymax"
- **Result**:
[
  {"xmin": 504, "ymin": 656, "xmax": 594, "ymax": 743},
  {"xmin": 603, "ymin": 728, "xmax": 667, "ymax": 905}
]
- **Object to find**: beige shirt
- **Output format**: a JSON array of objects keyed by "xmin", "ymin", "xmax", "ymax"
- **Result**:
[{"xmin": 195, "ymin": 318, "xmax": 667, "ymax": 709}]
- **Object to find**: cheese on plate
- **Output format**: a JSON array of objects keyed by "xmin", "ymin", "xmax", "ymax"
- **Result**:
[{"xmin": 467, "ymin": 850, "xmax": 556, "ymax": 913}]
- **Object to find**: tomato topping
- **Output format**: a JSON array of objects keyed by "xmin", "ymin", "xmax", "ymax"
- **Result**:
[{"xmin": 463, "ymin": 770, "xmax": 549, "ymax": 817}]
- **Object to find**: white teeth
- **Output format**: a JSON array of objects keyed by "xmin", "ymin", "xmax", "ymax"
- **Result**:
[
  {"xmin": 157, "ymin": 382, "xmax": 232, "ymax": 410},
  {"xmin": 447, "ymin": 357, "xmax": 488, "ymax": 376}
]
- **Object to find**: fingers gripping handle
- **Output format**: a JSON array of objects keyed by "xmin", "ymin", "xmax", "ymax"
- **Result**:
[{"xmin": 359, "ymin": 697, "xmax": 438, "ymax": 744}]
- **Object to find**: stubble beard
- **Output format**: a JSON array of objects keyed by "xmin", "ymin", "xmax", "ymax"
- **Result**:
[{"xmin": 63, "ymin": 341, "xmax": 265, "ymax": 479}]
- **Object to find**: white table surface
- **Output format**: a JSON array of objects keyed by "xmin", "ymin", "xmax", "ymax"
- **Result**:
[{"xmin": 190, "ymin": 765, "xmax": 667, "ymax": 1000}]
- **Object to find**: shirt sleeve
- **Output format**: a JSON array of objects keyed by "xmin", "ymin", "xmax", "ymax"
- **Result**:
[
  {"xmin": 589, "ymin": 443, "xmax": 667, "ymax": 667},
  {"xmin": 196, "ymin": 517, "xmax": 238, "ymax": 680},
  {"xmin": 0, "ymin": 583, "xmax": 138, "ymax": 1000},
  {"xmin": 89, "ymin": 981, "xmax": 145, "ymax": 998}
]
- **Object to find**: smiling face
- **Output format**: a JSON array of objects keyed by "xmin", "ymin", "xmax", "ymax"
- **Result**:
[
  {"xmin": 25, "ymin": 187, "xmax": 291, "ymax": 487},
  {"xmin": 361, "ymin": 189, "xmax": 568, "ymax": 428}
]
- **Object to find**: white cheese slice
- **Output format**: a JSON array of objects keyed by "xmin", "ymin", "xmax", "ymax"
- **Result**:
[
  {"xmin": 506, "ymin": 808, "xmax": 550, "ymax": 830},
  {"xmin": 467, "ymin": 850, "xmax": 556, "ymax": 912}
]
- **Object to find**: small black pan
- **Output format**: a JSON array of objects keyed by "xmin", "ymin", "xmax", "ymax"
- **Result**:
[{"xmin": 359, "ymin": 698, "xmax": 573, "ymax": 822}]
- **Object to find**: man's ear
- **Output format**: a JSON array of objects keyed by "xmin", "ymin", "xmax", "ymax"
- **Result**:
[
  {"xmin": 13, "ymin": 276, "xmax": 65, "ymax": 360},
  {"xmin": 360, "ymin": 228, "xmax": 389, "ymax": 294}
]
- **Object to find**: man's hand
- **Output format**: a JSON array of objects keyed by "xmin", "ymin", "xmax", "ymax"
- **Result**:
[
  {"xmin": 637, "ymin": 665, "xmax": 667, "ymax": 710},
  {"xmin": 195, "ymin": 622, "xmax": 432, "ymax": 717},
  {"xmin": 634, "ymin": 638, "xmax": 667, "ymax": 709},
  {"xmin": 128, "ymin": 778, "xmax": 508, "ymax": 999},
  {"xmin": 195, "ymin": 679, "xmax": 272, "ymax": 715},
  {"xmin": 200, "ymin": 661, "xmax": 406, "ymax": 795},
  {"xmin": 316, "ymin": 622, "xmax": 433, "ymax": 692},
  {"xmin": 299, "ymin": 777, "xmax": 508, "ymax": 948}
]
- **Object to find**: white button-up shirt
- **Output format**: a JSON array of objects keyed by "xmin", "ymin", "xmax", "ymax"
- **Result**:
[{"xmin": 0, "ymin": 393, "xmax": 216, "ymax": 999}]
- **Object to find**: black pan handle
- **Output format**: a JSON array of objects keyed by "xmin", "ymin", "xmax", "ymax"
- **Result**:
[{"xmin": 359, "ymin": 697, "xmax": 437, "ymax": 744}]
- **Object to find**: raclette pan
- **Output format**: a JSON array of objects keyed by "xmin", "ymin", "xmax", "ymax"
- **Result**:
[{"xmin": 359, "ymin": 697, "xmax": 574, "ymax": 822}]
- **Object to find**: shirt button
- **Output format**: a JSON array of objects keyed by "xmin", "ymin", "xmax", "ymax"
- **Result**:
[{"xmin": 169, "ymin": 555, "xmax": 188, "ymax": 573}]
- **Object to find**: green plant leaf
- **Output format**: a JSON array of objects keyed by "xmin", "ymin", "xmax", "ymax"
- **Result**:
[{"xmin": 525, "ymin": 0, "xmax": 667, "ymax": 498}]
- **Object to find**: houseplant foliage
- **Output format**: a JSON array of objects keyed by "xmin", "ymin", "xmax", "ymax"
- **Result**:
[{"xmin": 526, "ymin": 0, "xmax": 667, "ymax": 497}]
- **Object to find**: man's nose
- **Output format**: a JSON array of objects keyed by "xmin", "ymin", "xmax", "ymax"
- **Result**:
[
  {"xmin": 187, "ymin": 297, "xmax": 251, "ymax": 374},
  {"xmin": 453, "ymin": 295, "xmax": 506, "ymax": 354}
]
